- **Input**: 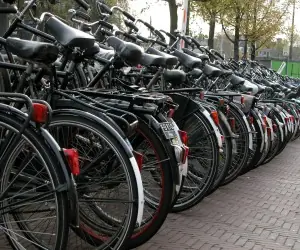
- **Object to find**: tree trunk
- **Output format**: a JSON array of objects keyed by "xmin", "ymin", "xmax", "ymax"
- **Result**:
[
  {"xmin": 168, "ymin": 0, "xmax": 178, "ymax": 35},
  {"xmin": 243, "ymin": 38, "xmax": 248, "ymax": 59},
  {"xmin": 208, "ymin": 12, "xmax": 216, "ymax": 49},
  {"xmin": 250, "ymin": 41, "xmax": 256, "ymax": 60},
  {"xmin": 233, "ymin": 13, "xmax": 240, "ymax": 61},
  {"xmin": 0, "ymin": 2, "xmax": 9, "ymax": 37}
]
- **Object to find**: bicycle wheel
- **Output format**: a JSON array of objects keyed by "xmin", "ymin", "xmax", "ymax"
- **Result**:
[
  {"xmin": 222, "ymin": 105, "xmax": 250, "ymax": 185},
  {"xmin": 243, "ymin": 109, "xmax": 264, "ymax": 172},
  {"xmin": 0, "ymin": 113, "xmax": 69, "ymax": 250},
  {"xmin": 125, "ymin": 119, "xmax": 175, "ymax": 249},
  {"xmin": 262, "ymin": 117, "xmax": 282, "ymax": 164},
  {"xmin": 48, "ymin": 112, "xmax": 139, "ymax": 250},
  {"xmin": 209, "ymin": 112, "xmax": 232, "ymax": 192},
  {"xmin": 172, "ymin": 111, "xmax": 219, "ymax": 212}
]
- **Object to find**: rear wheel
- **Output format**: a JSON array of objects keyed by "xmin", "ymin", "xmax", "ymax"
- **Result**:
[
  {"xmin": 222, "ymin": 106, "xmax": 249, "ymax": 185},
  {"xmin": 209, "ymin": 112, "xmax": 232, "ymax": 192},
  {"xmin": 172, "ymin": 111, "xmax": 219, "ymax": 212},
  {"xmin": 125, "ymin": 120, "xmax": 175, "ymax": 249},
  {"xmin": 48, "ymin": 114, "xmax": 138, "ymax": 250},
  {"xmin": 0, "ymin": 113, "xmax": 69, "ymax": 250}
]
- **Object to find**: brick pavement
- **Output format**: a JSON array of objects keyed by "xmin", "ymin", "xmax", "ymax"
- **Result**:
[
  {"xmin": 137, "ymin": 140, "xmax": 300, "ymax": 250},
  {"xmin": 1, "ymin": 141, "xmax": 300, "ymax": 249}
]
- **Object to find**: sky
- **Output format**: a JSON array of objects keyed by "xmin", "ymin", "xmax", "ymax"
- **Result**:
[{"xmin": 129, "ymin": 0, "xmax": 300, "ymax": 39}]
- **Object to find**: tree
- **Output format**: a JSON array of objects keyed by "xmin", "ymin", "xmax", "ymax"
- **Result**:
[
  {"xmin": 218, "ymin": 0, "xmax": 291, "ymax": 60},
  {"xmin": 190, "ymin": 0, "xmax": 226, "ymax": 49},
  {"xmin": 243, "ymin": 0, "xmax": 291, "ymax": 60}
]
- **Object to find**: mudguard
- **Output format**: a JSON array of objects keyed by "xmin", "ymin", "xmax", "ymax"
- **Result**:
[
  {"xmin": 252, "ymin": 109, "xmax": 265, "ymax": 153},
  {"xmin": 229, "ymin": 102, "xmax": 253, "ymax": 150},
  {"xmin": 169, "ymin": 93, "xmax": 222, "ymax": 149}
]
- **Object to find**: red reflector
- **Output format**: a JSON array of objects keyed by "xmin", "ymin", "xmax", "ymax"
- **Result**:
[
  {"xmin": 267, "ymin": 127, "xmax": 271, "ymax": 136},
  {"xmin": 219, "ymin": 98, "xmax": 225, "ymax": 107},
  {"xmin": 221, "ymin": 135, "xmax": 224, "ymax": 143},
  {"xmin": 229, "ymin": 117, "xmax": 235, "ymax": 131},
  {"xmin": 291, "ymin": 116, "xmax": 294, "ymax": 122},
  {"xmin": 226, "ymin": 105, "xmax": 230, "ymax": 115},
  {"xmin": 182, "ymin": 145, "xmax": 189, "ymax": 164},
  {"xmin": 263, "ymin": 116, "xmax": 267, "ymax": 131},
  {"xmin": 168, "ymin": 108, "xmax": 175, "ymax": 118},
  {"xmin": 63, "ymin": 149, "xmax": 80, "ymax": 176},
  {"xmin": 133, "ymin": 151, "xmax": 144, "ymax": 171},
  {"xmin": 32, "ymin": 103, "xmax": 48, "ymax": 123},
  {"xmin": 273, "ymin": 124, "xmax": 277, "ymax": 132},
  {"xmin": 211, "ymin": 110, "xmax": 219, "ymax": 126},
  {"xmin": 178, "ymin": 130, "xmax": 188, "ymax": 145},
  {"xmin": 241, "ymin": 96, "xmax": 245, "ymax": 105},
  {"xmin": 285, "ymin": 117, "xmax": 289, "ymax": 123},
  {"xmin": 199, "ymin": 91, "xmax": 204, "ymax": 100},
  {"xmin": 249, "ymin": 116, "xmax": 254, "ymax": 125}
]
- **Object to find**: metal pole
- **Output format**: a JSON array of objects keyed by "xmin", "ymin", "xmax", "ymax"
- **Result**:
[
  {"xmin": 289, "ymin": 0, "xmax": 296, "ymax": 60},
  {"xmin": 180, "ymin": 0, "xmax": 189, "ymax": 48}
]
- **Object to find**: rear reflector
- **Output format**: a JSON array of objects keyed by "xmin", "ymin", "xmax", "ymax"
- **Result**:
[
  {"xmin": 182, "ymin": 145, "xmax": 189, "ymax": 164},
  {"xmin": 241, "ymin": 96, "xmax": 245, "ymax": 105},
  {"xmin": 211, "ymin": 110, "xmax": 219, "ymax": 126},
  {"xmin": 229, "ymin": 117, "xmax": 235, "ymax": 131},
  {"xmin": 178, "ymin": 130, "xmax": 188, "ymax": 146},
  {"xmin": 168, "ymin": 108, "xmax": 175, "ymax": 118},
  {"xmin": 133, "ymin": 151, "xmax": 144, "ymax": 171},
  {"xmin": 32, "ymin": 103, "xmax": 48, "ymax": 124},
  {"xmin": 273, "ymin": 124, "xmax": 277, "ymax": 132},
  {"xmin": 249, "ymin": 116, "xmax": 254, "ymax": 125},
  {"xmin": 63, "ymin": 149, "xmax": 80, "ymax": 176}
]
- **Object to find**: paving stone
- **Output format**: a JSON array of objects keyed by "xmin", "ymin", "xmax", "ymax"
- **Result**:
[{"xmin": 137, "ymin": 142, "xmax": 300, "ymax": 250}]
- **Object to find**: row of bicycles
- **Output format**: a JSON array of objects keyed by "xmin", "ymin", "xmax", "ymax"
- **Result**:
[{"xmin": 0, "ymin": 0, "xmax": 299, "ymax": 249}]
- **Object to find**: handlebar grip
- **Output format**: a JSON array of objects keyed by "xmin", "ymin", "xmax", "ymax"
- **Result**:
[
  {"xmin": 98, "ymin": 20, "xmax": 113, "ymax": 30},
  {"xmin": 181, "ymin": 36, "xmax": 191, "ymax": 45},
  {"xmin": 101, "ymin": 28, "xmax": 113, "ymax": 37},
  {"xmin": 98, "ymin": 2, "xmax": 112, "ymax": 15},
  {"xmin": 143, "ymin": 21, "xmax": 155, "ymax": 31},
  {"xmin": 75, "ymin": 10, "xmax": 90, "ymax": 21},
  {"xmin": 211, "ymin": 49, "xmax": 224, "ymax": 60},
  {"xmin": 124, "ymin": 19, "xmax": 139, "ymax": 32},
  {"xmin": 154, "ymin": 39, "xmax": 168, "ymax": 47},
  {"xmin": 154, "ymin": 30, "xmax": 165, "ymax": 41},
  {"xmin": 136, "ymin": 34, "xmax": 149, "ymax": 43},
  {"xmin": 3, "ymin": 0, "xmax": 16, "ymax": 4},
  {"xmin": 74, "ymin": 0, "xmax": 90, "ymax": 11},
  {"xmin": 122, "ymin": 10, "xmax": 135, "ymax": 21},
  {"xmin": 123, "ymin": 32, "xmax": 138, "ymax": 42},
  {"xmin": 0, "ymin": 7, "xmax": 17, "ymax": 13},
  {"xmin": 164, "ymin": 31, "xmax": 176, "ymax": 41}
]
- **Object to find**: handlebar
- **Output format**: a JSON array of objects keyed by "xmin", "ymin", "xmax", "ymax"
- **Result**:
[
  {"xmin": 154, "ymin": 30, "xmax": 166, "ymax": 41},
  {"xmin": 97, "ymin": 2, "xmax": 113, "ymax": 15},
  {"xmin": 0, "ymin": 6, "xmax": 17, "ymax": 13},
  {"xmin": 74, "ymin": 10, "xmax": 90, "ymax": 21},
  {"xmin": 74, "ymin": 0, "xmax": 90, "ymax": 11},
  {"xmin": 160, "ymin": 30, "xmax": 176, "ymax": 41},
  {"xmin": 122, "ymin": 10, "xmax": 135, "ymax": 21}
]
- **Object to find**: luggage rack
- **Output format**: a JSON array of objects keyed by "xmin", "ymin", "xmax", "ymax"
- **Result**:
[
  {"xmin": 53, "ymin": 89, "xmax": 139, "ymax": 135},
  {"xmin": 76, "ymin": 87, "xmax": 172, "ymax": 106}
]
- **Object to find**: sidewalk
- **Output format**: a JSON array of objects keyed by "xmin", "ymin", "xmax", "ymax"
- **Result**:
[{"xmin": 138, "ymin": 140, "xmax": 300, "ymax": 250}]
